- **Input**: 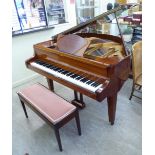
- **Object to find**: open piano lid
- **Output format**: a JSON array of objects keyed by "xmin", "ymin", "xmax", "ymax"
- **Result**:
[
  {"xmin": 44, "ymin": 4, "xmax": 138, "ymax": 60},
  {"xmin": 33, "ymin": 4, "xmax": 139, "ymax": 66}
]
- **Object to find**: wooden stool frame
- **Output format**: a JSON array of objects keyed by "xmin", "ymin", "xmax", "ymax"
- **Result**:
[{"xmin": 17, "ymin": 93, "xmax": 81, "ymax": 152}]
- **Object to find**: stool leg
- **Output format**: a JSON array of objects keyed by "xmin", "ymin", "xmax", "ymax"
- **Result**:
[
  {"xmin": 139, "ymin": 86, "xmax": 142, "ymax": 90},
  {"xmin": 54, "ymin": 127, "xmax": 62, "ymax": 151},
  {"xmin": 75, "ymin": 110, "xmax": 81, "ymax": 136},
  {"xmin": 129, "ymin": 82, "xmax": 135, "ymax": 100},
  {"xmin": 20, "ymin": 100, "xmax": 28, "ymax": 118}
]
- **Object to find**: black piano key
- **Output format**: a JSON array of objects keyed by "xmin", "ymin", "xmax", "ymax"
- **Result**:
[
  {"xmin": 42, "ymin": 63, "xmax": 48, "ymax": 67},
  {"xmin": 86, "ymin": 80, "xmax": 91, "ymax": 84},
  {"xmin": 58, "ymin": 69, "xmax": 64, "ymax": 73},
  {"xmin": 68, "ymin": 73, "xmax": 74, "ymax": 77},
  {"xmin": 52, "ymin": 67, "xmax": 58, "ymax": 70},
  {"xmin": 70, "ymin": 73, "xmax": 75, "ymax": 77},
  {"xmin": 51, "ymin": 66, "xmax": 57, "ymax": 70},
  {"xmin": 83, "ymin": 80, "xmax": 90, "ymax": 83},
  {"xmin": 91, "ymin": 82, "xmax": 100, "ymax": 87},
  {"xmin": 86, "ymin": 80, "xmax": 94, "ymax": 85},
  {"xmin": 70, "ymin": 74, "xmax": 77, "ymax": 78},
  {"xmin": 61, "ymin": 70, "xmax": 68, "ymax": 74},
  {"xmin": 53, "ymin": 67, "xmax": 60, "ymax": 71},
  {"xmin": 54, "ymin": 67, "xmax": 60, "ymax": 70},
  {"xmin": 59, "ymin": 70, "xmax": 66, "ymax": 74},
  {"xmin": 49, "ymin": 66, "xmax": 55, "ymax": 69},
  {"xmin": 60, "ymin": 71, "xmax": 66, "ymax": 74},
  {"xmin": 94, "ymin": 83, "xmax": 100, "ymax": 87},
  {"xmin": 79, "ymin": 77, "xmax": 85, "ymax": 81},
  {"xmin": 80, "ymin": 77, "xmax": 84, "ymax": 81},
  {"xmin": 66, "ymin": 72, "xmax": 73, "ymax": 76},
  {"xmin": 91, "ymin": 83, "xmax": 98, "ymax": 87},
  {"xmin": 76, "ymin": 76, "xmax": 83, "ymax": 80},
  {"xmin": 68, "ymin": 73, "xmax": 75, "ymax": 77},
  {"xmin": 46, "ymin": 64, "xmax": 53, "ymax": 68},
  {"xmin": 45, "ymin": 64, "xmax": 51, "ymax": 67},
  {"xmin": 90, "ymin": 82, "xmax": 96, "ymax": 86},
  {"xmin": 55, "ymin": 67, "xmax": 61, "ymax": 70},
  {"xmin": 62, "ymin": 71, "xmax": 69, "ymax": 75},
  {"xmin": 74, "ymin": 76, "xmax": 80, "ymax": 79},
  {"xmin": 81, "ymin": 78, "xmax": 89, "ymax": 83},
  {"xmin": 71, "ymin": 74, "xmax": 79, "ymax": 78},
  {"xmin": 40, "ymin": 62, "xmax": 47, "ymax": 66}
]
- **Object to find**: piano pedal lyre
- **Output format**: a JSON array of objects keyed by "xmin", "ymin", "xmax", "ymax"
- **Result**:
[{"xmin": 71, "ymin": 91, "xmax": 86, "ymax": 109}]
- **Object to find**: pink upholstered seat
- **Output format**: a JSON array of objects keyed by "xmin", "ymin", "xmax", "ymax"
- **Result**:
[{"xmin": 18, "ymin": 84, "xmax": 76, "ymax": 124}]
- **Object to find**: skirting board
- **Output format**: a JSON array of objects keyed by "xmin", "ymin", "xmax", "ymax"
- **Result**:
[{"xmin": 12, "ymin": 74, "xmax": 41, "ymax": 88}]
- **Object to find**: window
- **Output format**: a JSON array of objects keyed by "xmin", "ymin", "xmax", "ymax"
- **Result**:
[
  {"xmin": 44, "ymin": 0, "xmax": 66, "ymax": 26},
  {"xmin": 76, "ymin": 0, "xmax": 100, "ymax": 24},
  {"xmin": 12, "ymin": 0, "xmax": 67, "ymax": 36},
  {"xmin": 12, "ymin": 1, "xmax": 22, "ymax": 32}
]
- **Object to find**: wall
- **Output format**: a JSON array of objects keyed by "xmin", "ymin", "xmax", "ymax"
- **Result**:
[{"xmin": 12, "ymin": 1, "xmax": 76, "ymax": 87}]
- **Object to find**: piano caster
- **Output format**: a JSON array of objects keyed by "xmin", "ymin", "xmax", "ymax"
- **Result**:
[
  {"xmin": 72, "ymin": 91, "xmax": 86, "ymax": 109},
  {"xmin": 110, "ymin": 122, "xmax": 114, "ymax": 125}
]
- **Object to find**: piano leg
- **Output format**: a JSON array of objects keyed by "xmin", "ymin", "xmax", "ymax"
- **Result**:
[
  {"xmin": 47, "ymin": 78, "xmax": 54, "ymax": 91},
  {"xmin": 71, "ymin": 91, "xmax": 86, "ymax": 109},
  {"xmin": 74, "ymin": 90, "xmax": 78, "ymax": 100},
  {"xmin": 107, "ymin": 94, "xmax": 117, "ymax": 125}
]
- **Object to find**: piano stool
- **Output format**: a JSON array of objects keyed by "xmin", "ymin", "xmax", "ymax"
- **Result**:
[{"xmin": 17, "ymin": 83, "xmax": 81, "ymax": 151}]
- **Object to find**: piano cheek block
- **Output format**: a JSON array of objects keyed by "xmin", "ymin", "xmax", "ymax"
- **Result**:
[{"xmin": 97, "ymin": 87, "xmax": 104, "ymax": 93}]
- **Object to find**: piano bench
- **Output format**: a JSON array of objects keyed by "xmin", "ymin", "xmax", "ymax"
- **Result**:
[{"xmin": 17, "ymin": 83, "xmax": 81, "ymax": 152}]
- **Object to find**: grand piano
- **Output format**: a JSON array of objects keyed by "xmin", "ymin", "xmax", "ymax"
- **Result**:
[{"xmin": 25, "ymin": 5, "xmax": 132, "ymax": 125}]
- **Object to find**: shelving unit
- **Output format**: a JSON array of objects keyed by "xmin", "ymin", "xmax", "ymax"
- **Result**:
[
  {"xmin": 76, "ymin": 0, "xmax": 99, "ymax": 24},
  {"xmin": 46, "ymin": 0, "xmax": 66, "ymax": 25}
]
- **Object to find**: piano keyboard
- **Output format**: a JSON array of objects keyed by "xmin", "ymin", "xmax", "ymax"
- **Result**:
[{"xmin": 31, "ymin": 60, "xmax": 103, "ymax": 93}]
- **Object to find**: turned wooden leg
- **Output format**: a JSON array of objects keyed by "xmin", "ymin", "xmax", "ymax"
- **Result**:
[
  {"xmin": 107, "ymin": 94, "xmax": 117, "ymax": 125},
  {"xmin": 80, "ymin": 93, "xmax": 84, "ymax": 103},
  {"xmin": 129, "ymin": 82, "xmax": 135, "ymax": 100},
  {"xmin": 47, "ymin": 78, "xmax": 54, "ymax": 91},
  {"xmin": 54, "ymin": 127, "xmax": 62, "ymax": 151},
  {"xmin": 75, "ymin": 110, "xmax": 81, "ymax": 136},
  {"xmin": 74, "ymin": 90, "xmax": 78, "ymax": 100},
  {"xmin": 20, "ymin": 100, "xmax": 28, "ymax": 118}
]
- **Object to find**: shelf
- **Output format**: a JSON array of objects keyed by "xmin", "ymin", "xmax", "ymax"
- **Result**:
[{"xmin": 77, "ymin": 6, "xmax": 98, "ymax": 9}]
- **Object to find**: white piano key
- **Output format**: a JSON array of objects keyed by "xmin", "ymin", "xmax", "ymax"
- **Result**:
[{"xmin": 31, "ymin": 62, "xmax": 103, "ymax": 93}]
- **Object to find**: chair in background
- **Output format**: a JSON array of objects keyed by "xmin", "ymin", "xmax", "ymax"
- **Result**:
[
  {"xmin": 114, "ymin": 3, "xmax": 119, "ymax": 8},
  {"xmin": 129, "ymin": 41, "xmax": 142, "ymax": 100},
  {"xmin": 107, "ymin": 3, "xmax": 113, "ymax": 11}
]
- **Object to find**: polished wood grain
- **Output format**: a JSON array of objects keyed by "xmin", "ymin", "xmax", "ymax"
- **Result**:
[{"xmin": 25, "ymin": 7, "xmax": 130, "ymax": 125}]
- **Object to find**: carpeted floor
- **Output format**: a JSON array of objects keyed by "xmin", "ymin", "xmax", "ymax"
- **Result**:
[{"xmin": 12, "ymin": 76, "xmax": 142, "ymax": 155}]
